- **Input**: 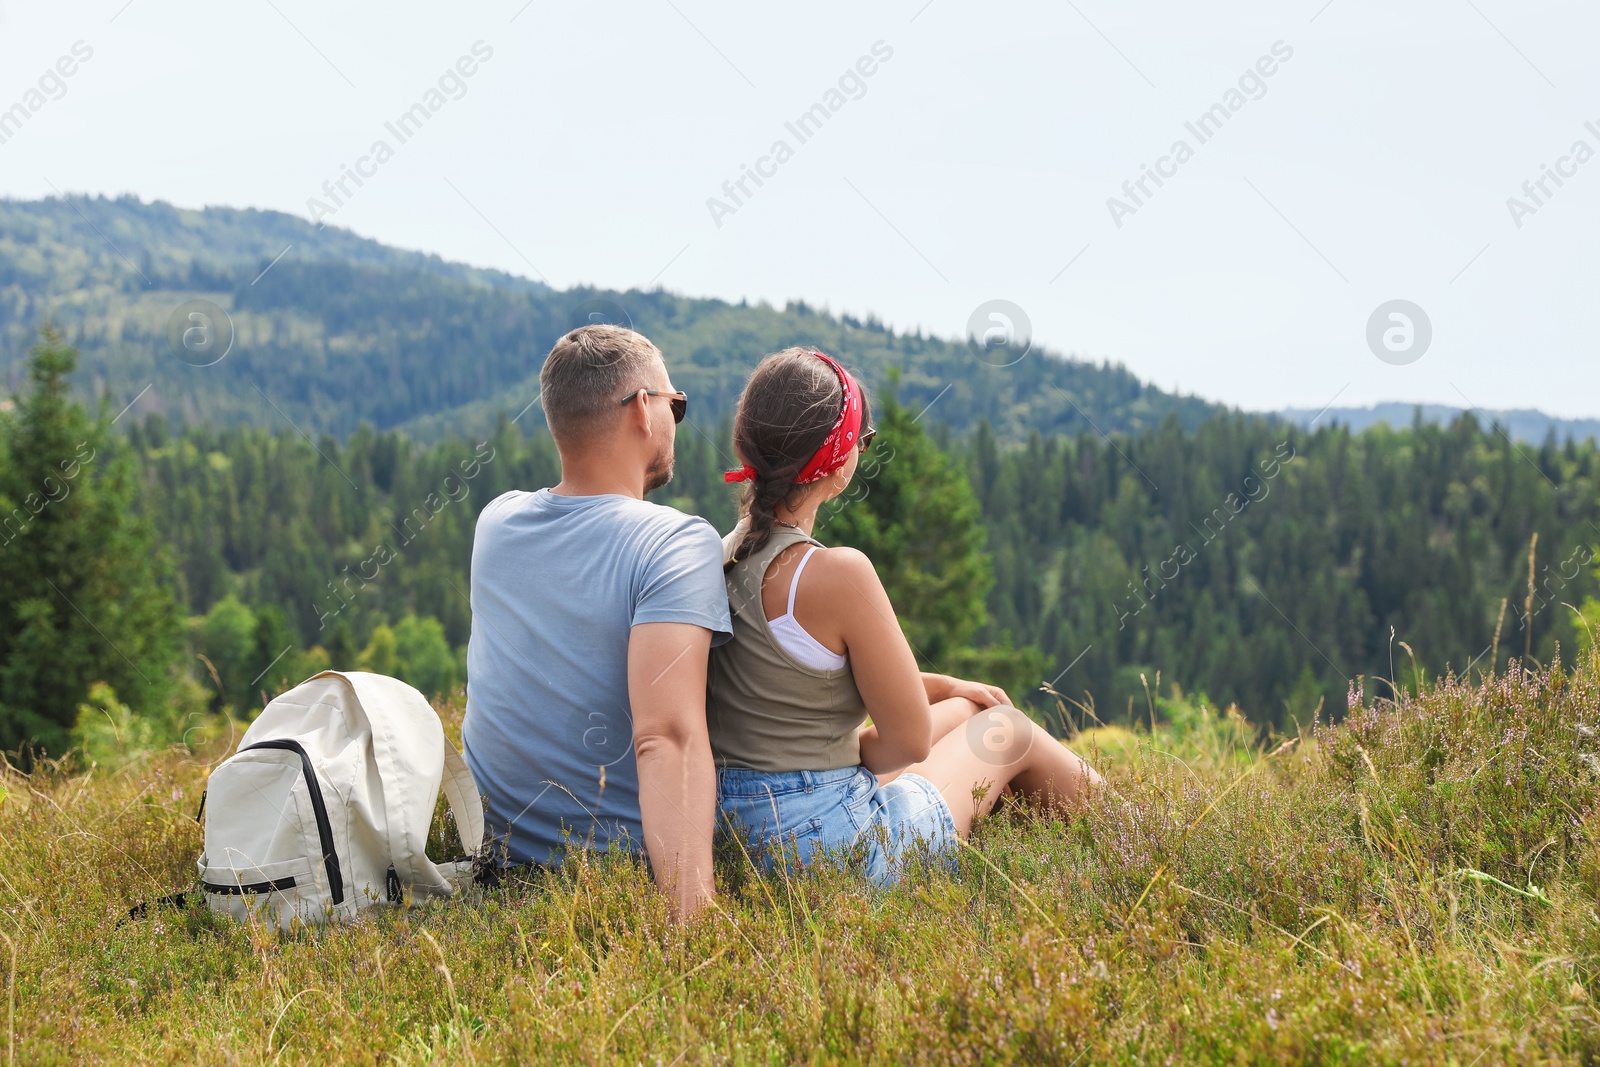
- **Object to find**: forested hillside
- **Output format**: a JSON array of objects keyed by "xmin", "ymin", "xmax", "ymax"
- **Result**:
[
  {"xmin": 964, "ymin": 414, "xmax": 1600, "ymax": 725},
  {"xmin": 3, "ymin": 194, "xmax": 1598, "ymax": 758},
  {"xmin": 0, "ymin": 195, "xmax": 1220, "ymax": 440},
  {"xmin": 113, "ymin": 398, "xmax": 1600, "ymax": 734}
]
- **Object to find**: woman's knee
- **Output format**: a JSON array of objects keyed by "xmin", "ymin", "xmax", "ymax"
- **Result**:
[{"xmin": 960, "ymin": 704, "xmax": 1036, "ymax": 767}]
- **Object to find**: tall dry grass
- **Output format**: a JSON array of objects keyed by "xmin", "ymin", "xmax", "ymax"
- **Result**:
[{"xmin": 3, "ymin": 649, "xmax": 1599, "ymax": 1064}]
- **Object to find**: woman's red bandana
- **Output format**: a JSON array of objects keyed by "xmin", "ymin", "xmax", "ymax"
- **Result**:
[{"xmin": 724, "ymin": 350, "xmax": 862, "ymax": 485}]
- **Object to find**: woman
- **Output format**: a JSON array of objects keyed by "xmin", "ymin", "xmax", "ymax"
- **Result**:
[{"xmin": 707, "ymin": 347, "xmax": 1104, "ymax": 885}]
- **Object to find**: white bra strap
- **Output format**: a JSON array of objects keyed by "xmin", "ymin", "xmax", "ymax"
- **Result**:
[{"xmin": 787, "ymin": 546, "xmax": 820, "ymax": 617}]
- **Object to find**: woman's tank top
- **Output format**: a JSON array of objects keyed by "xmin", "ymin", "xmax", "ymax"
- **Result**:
[
  {"xmin": 706, "ymin": 520, "xmax": 867, "ymax": 772},
  {"xmin": 767, "ymin": 547, "xmax": 848, "ymax": 670}
]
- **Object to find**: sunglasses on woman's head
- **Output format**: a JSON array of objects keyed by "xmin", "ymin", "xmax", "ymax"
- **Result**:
[{"xmin": 620, "ymin": 388, "xmax": 688, "ymax": 423}]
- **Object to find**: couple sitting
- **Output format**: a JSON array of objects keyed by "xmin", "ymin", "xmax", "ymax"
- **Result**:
[{"xmin": 461, "ymin": 325, "xmax": 1102, "ymax": 917}]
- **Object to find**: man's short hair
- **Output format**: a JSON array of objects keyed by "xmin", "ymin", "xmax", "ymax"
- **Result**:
[{"xmin": 539, "ymin": 325, "xmax": 662, "ymax": 442}]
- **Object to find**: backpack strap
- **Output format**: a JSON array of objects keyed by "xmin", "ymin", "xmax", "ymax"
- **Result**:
[
  {"xmin": 331, "ymin": 671, "xmax": 486, "ymax": 892},
  {"xmin": 440, "ymin": 741, "xmax": 485, "ymax": 857}
]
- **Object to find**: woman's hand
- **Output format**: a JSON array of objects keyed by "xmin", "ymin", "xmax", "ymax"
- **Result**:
[
  {"xmin": 924, "ymin": 672, "xmax": 1012, "ymax": 710},
  {"xmin": 948, "ymin": 677, "xmax": 1012, "ymax": 709}
]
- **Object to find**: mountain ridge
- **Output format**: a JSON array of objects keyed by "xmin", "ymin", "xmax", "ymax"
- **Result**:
[
  {"xmin": 0, "ymin": 194, "xmax": 1217, "ymax": 441},
  {"xmin": 7, "ymin": 193, "xmax": 1587, "ymax": 446},
  {"xmin": 1281, "ymin": 403, "xmax": 1600, "ymax": 446}
]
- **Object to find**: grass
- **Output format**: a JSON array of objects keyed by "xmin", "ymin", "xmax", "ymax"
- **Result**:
[{"xmin": 4, "ymin": 650, "xmax": 1600, "ymax": 1065}]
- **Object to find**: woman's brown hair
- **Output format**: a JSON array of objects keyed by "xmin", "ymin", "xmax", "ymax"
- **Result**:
[{"xmin": 728, "ymin": 348, "xmax": 873, "ymax": 566}]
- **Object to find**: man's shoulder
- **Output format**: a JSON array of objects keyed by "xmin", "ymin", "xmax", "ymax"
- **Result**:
[
  {"xmin": 623, "ymin": 499, "xmax": 723, "ymax": 555},
  {"xmin": 631, "ymin": 497, "xmax": 717, "ymax": 531},
  {"xmin": 479, "ymin": 491, "xmax": 720, "ymax": 551},
  {"xmin": 478, "ymin": 488, "xmax": 533, "ymax": 523}
]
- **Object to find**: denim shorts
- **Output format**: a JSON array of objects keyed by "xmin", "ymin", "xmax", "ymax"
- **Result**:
[{"xmin": 716, "ymin": 764, "xmax": 959, "ymax": 886}]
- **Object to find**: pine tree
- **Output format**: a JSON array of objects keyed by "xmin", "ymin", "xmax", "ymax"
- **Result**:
[
  {"xmin": 820, "ymin": 384, "xmax": 997, "ymax": 668},
  {"xmin": 392, "ymin": 613, "xmax": 458, "ymax": 698},
  {"xmin": 250, "ymin": 604, "xmax": 298, "ymax": 703},
  {"xmin": 325, "ymin": 616, "xmax": 359, "ymax": 672},
  {"xmin": 196, "ymin": 594, "xmax": 255, "ymax": 712},
  {"xmin": 0, "ymin": 327, "xmax": 180, "ymax": 759}
]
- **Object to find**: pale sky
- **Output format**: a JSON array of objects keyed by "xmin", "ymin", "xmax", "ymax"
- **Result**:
[{"xmin": 2, "ymin": 0, "xmax": 1596, "ymax": 417}]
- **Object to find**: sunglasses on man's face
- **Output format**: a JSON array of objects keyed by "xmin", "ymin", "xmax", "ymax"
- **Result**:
[
  {"xmin": 620, "ymin": 388, "xmax": 688, "ymax": 424},
  {"xmin": 859, "ymin": 426, "xmax": 877, "ymax": 452}
]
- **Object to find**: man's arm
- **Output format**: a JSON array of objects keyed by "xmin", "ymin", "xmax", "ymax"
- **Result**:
[{"xmin": 628, "ymin": 620, "xmax": 717, "ymax": 920}]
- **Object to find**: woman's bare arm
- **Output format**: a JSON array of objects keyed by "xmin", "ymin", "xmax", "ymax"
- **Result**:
[
  {"xmin": 859, "ymin": 696, "xmax": 980, "ymax": 749},
  {"xmin": 923, "ymin": 672, "xmax": 1013, "ymax": 708},
  {"xmin": 799, "ymin": 546, "xmax": 932, "ymax": 774}
]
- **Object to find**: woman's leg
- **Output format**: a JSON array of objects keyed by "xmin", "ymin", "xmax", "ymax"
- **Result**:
[
  {"xmin": 928, "ymin": 697, "xmax": 984, "ymax": 743},
  {"xmin": 875, "ymin": 697, "xmax": 982, "ymax": 786},
  {"xmin": 896, "ymin": 705, "xmax": 1103, "ymax": 837}
]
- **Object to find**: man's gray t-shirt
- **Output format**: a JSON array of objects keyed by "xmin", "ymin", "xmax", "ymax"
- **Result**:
[{"xmin": 461, "ymin": 489, "xmax": 732, "ymax": 866}]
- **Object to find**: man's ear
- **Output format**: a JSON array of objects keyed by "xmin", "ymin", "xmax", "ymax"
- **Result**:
[{"xmin": 621, "ymin": 389, "xmax": 653, "ymax": 438}]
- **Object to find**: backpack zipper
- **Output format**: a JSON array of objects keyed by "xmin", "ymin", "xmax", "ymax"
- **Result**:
[
  {"xmin": 240, "ymin": 739, "xmax": 346, "ymax": 906},
  {"xmin": 203, "ymin": 875, "xmax": 298, "ymax": 895}
]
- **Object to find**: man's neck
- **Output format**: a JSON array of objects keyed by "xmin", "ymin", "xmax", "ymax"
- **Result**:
[{"xmin": 551, "ymin": 454, "xmax": 647, "ymax": 499}]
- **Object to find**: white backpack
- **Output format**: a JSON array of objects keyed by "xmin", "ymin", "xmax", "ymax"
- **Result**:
[{"xmin": 196, "ymin": 670, "xmax": 484, "ymax": 929}]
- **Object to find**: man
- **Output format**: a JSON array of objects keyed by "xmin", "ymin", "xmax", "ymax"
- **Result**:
[{"xmin": 462, "ymin": 324, "xmax": 730, "ymax": 918}]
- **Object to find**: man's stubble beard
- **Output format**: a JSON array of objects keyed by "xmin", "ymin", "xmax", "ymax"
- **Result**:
[{"xmin": 643, "ymin": 438, "xmax": 674, "ymax": 494}]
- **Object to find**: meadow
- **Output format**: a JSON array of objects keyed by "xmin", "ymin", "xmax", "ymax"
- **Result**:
[{"xmin": 3, "ymin": 649, "xmax": 1598, "ymax": 1065}]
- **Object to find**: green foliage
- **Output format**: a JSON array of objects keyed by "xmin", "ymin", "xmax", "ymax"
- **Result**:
[
  {"xmin": 8, "ymin": 653, "xmax": 1600, "ymax": 1062},
  {"xmin": 170, "ymin": 562, "xmax": 334, "ymax": 723},
  {"xmin": 1579, "ymin": 557, "xmax": 1600, "ymax": 652},
  {"xmin": 946, "ymin": 637, "xmax": 1051, "ymax": 711},
  {"xmin": 70, "ymin": 675, "xmax": 219, "ymax": 771},
  {"xmin": 101, "ymin": 388, "xmax": 1600, "ymax": 732},
  {"xmin": 71, "ymin": 682, "xmax": 162, "ymax": 769},
  {"xmin": 290, "ymin": 646, "xmax": 332, "ymax": 689},
  {"xmin": 1581, "ymin": 598, "xmax": 1600, "ymax": 651},
  {"xmin": 0, "ymin": 327, "xmax": 180, "ymax": 760},
  {"xmin": 358, "ymin": 614, "xmax": 458, "ymax": 699},
  {"xmin": 325, "ymin": 615, "xmax": 359, "ymax": 672},
  {"xmin": 249, "ymin": 603, "xmax": 298, "ymax": 698},
  {"xmin": 391, "ymin": 614, "xmax": 459, "ymax": 699},
  {"xmin": 193, "ymin": 594, "xmax": 256, "ymax": 713},
  {"xmin": 962, "ymin": 413, "xmax": 1600, "ymax": 728},
  {"xmin": 132, "ymin": 418, "xmax": 514, "ymax": 651},
  {"xmin": 359, "ymin": 623, "xmax": 398, "ymax": 677}
]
